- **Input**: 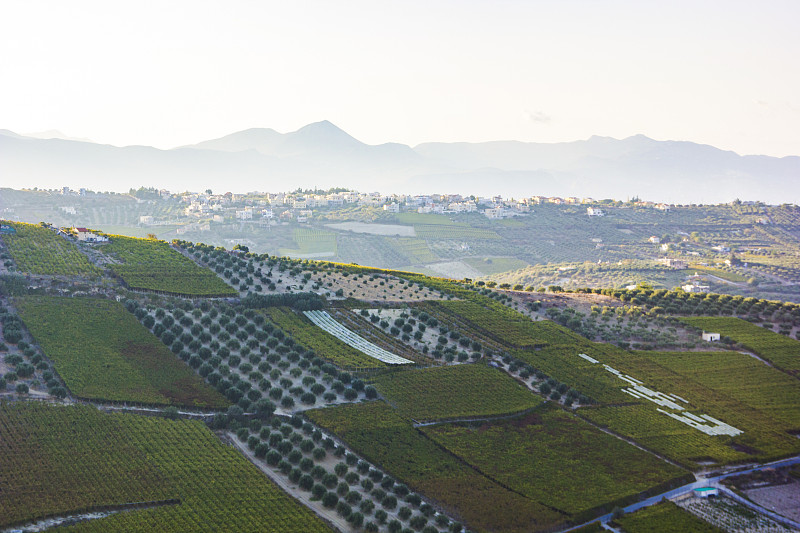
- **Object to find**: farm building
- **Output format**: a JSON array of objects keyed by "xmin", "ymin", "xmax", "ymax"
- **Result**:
[
  {"xmin": 660, "ymin": 258, "xmax": 688, "ymax": 269},
  {"xmin": 693, "ymin": 487, "xmax": 719, "ymax": 498},
  {"xmin": 73, "ymin": 228, "xmax": 108, "ymax": 242},
  {"xmin": 683, "ymin": 283, "xmax": 710, "ymax": 294},
  {"xmin": 702, "ymin": 332, "xmax": 720, "ymax": 342}
]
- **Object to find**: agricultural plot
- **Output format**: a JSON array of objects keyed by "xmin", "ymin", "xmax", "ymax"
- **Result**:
[
  {"xmin": 16, "ymin": 296, "xmax": 227, "ymax": 407},
  {"xmin": 102, "ymin": 235, "xmax": 236, "ymax": 296},
  {"xmin": 614, "ymin": 500, "xmax": 724, "ymax": 533},
  {"xmin": 434, "ymin": 300, "xmax": 580, "ymax": 349},
  {"xmin": 303, "ymin": 310, "xmax": 412, "ymax": 364},
  {"xmin": 0, "ymin": 402, "xmax": 174, "ymax": 528},
  {"xmin": 0, "ymin": 402, "xmax": 333, "ymax": 533},
  {"xmin": 279, "ymin": 228, "xmax": 337, "ymax": 257},
  {"xmin": 680, "ymin": 316, "xmax": 800, "ymax": 372},
  {"xmin": 371, "ymin": 364, "xmax": 542, "ymax": 421},
  {"xmin": 413, "ymin": 224, "xmax": 500, "ymax": 240},
  {"xmin": 307, "ymin": 401, "xmax": 566, "ymax": 533},
  {"xmin": 577, "ymin": 349, "xmax": 800, "ymax": 468},
  {"xmin": 422, "ymin": 406, "xmax": 692, "ymax": 519},
  {"xmin": 264, "ymin": 307, "xmax": 386, "ymax": 370},
  {"xmin": 0, "ymin": 221, "xmax": 100, "ymax": 277},
  {"xmin": 390, "ymin": 237, "xmax": 438, "ymax": 264},
  {"xmin": 394, "ymin": 213, "xmax": 462, "ymax": 226}
]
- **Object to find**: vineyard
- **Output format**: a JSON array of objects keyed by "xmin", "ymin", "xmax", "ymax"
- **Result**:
[
  {"xmin": 264, "ymin": 307, "xmax": 386, "ymax": 370},
  {"xmin": 371, "ymin": 364, "xmax": 542, "ymax": 421},
  {"xmin": 0, "ymin": 402, "xmax": 174, "ymax": 528},
  {"xmin": 680, "ymin": 316, "xmax": 800, "ymax": 372},
  {"xmin": 303, "ymin": 310, "xmax": 413, "ymax": 364},
  {"xmin": 421, "ymin": 406, "xmax": 692, "ymax": 519},
  {"xmin": 102, "ymin": 235, "xmax": 236, "ymax": 296},
  {"xmin": 16, "ymin": 296, "xmax": 227, "ymax": 407},
  {"xmin": 613, "ymin": 500, "xmax": 724, "ymax": 533},
  {"xmin": 576, "ymin": 349, "xmax": 800, "ymax": 467},
  {"xmin": 307, "ymin": 401, "xmax": 566, "ymax": 533},
  {"xmin": 0, "ymin": 402, "xmax": 334, "ymax": 533},
  {"xmin": 0, "ymin": 221, "xmax": 100, "ymax": 276}
]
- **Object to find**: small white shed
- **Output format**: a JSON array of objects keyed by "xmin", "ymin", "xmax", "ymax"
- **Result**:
[{"xmin": 702, "ymin": 332, "xmax": 720, "ymax": 342}]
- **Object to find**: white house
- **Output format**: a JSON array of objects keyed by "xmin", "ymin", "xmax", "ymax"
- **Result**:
[
  {"xmin": 382, "ymin": 203, "xmax": 400, "ymax": 213},
  {"xmin": 139, "ymin": 215, "xmax": 154, "ymax": 225},
  {"xmin": 587, "ymin": 207, "xmax": 604, "ymax": 216},
  {"xmin": 235, "ymin": 209, "xmax": 254, "ymax": 220},
  {"xmin": 648, "ymin": 236, "xmax": 661, "ymax": 244},
  {"xmin": 74, "ymin": 227, "xmax": 108, "ymax": 242},
  {"xmin": 683, "ymin": 283, "xmax": 710, "ymax": 294},
  {"xmin": 702, "ymin": 332, "xmax": 720, "ymax": 342},
  {"xmin": 484, "ymin": 207, "xmax": 506, "ymax": 219}
]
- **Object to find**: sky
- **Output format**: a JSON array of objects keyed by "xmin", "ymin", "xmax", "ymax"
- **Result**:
[{"xmin": 1, "ymin": 0, "xmax": 799, "ymax": 156}]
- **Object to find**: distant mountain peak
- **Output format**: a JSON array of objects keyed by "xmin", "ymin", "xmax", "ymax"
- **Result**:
[{"xmin": 24, "ymin": 130, "xmax": 94, "ymax": 143}]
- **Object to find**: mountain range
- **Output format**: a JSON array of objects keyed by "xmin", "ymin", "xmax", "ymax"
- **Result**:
[{"xmin": 2, "ymin": 121, "xmax": 798, "ymax": 204}]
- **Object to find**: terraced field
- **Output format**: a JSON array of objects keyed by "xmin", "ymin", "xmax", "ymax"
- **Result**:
[
  {"xmin": 576, "ymin": 349, "xmax": 800, "ymax": 468},
  {"xmin": 372, "ymin": 364, "xmax": 542, "ymax": 421},
  {"xmin": 102, "ymin": 235, "xmax": 236, "ymax": 296},
  {"xmin": 303, "ymin": 310, "xmax": 412, "ymax": 364},
  {"xmin": 264, "ymin": 307, "xmax": 386, "ymax": 370},
  {"xmin": 0, "ymin": 221, "xmax": 100, "ymax": 276},
  {"xmin": 307, "ymin": 401, "xmax": 566, "ymax": 533},
  {"xmin": 422, "ymin": 406, "xmax": 692, "ymax": 519},
  {"xmin": 0, "ymin": 402, "xmax": 333, "ymax": 533},
  {"xmin": 16, "ymin": 296, "xmax": 227, "ymax": 407},
  {"xmin": 680, "ymin": 316, "xmax": 800, "ymax": 372},
  {"xmin": 613, "ymin": 500, "xmax": 724, "ymax": 533}
]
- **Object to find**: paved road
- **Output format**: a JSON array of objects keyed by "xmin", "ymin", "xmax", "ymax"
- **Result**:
[{"xmin": 557, "ymin": 455, "xmax": 800, "ymax": 532}]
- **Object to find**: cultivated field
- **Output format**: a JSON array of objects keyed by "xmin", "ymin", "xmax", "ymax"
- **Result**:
[
  {"xmin": 16, "ymin": 296, "xmax": 227, "ymax": 407},
  {"xmin": 0, "ymin": 221, "xmax": 100, "ymax": 277},
  {"xmin": 372, "ymin": 364, "xmax": 542, "ymax": 421},
  {"xmin": 102, "ymin": 235, "xmax": 236, "ymax": 296},
  {"xmin": 0, "ymin": 402, "xmax": 333, "ymax": 533}
]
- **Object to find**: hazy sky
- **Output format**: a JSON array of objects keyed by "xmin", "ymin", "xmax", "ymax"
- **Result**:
[{"xmin": 2, "ymin": 0, "xmax": 799, "ymax": 156}]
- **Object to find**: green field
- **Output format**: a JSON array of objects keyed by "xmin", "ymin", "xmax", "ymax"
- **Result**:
[
  {"xmin": 577, "ymin": 349, "xmax": 800, "ymax": 468},
  {"xmin": 102, "ymin": 235, "xmax": 236, "ymax": 296},
  {"xmin": 613, "ymin": 500, "xmax": 724, "ymax": 533},
  {"xmin": 307, "ymin": 401, "xmax": 566, "ymax": 533},
  {"xmin": 372, "ymin": 364, "xmax": 542, "ymax": 421},
  {"xmin": 414, "ymin": 224, "xmax": 501, "ymax": 240},
  {"xmin": 16, "ymin": 296, "xmax": 227, "ymax": 407},
  {"xmin": 687, "ymin": 265, "xmax": 748, "ymax": 283},
  {"xmin": 0, "ymin": 402, "xmax": 173, "ymax": 527},
  {"xmin": 680, "ymin": 316, "xmax": 800, "ymax": 371},
  {"xmin": 0, "ymin": 221, "xmax": 100, "ymax": 277},
  {"xmin": 0, "ymin": 402, "xmax": 333, "ymax": 533},
  {"xmin": 422, "ymin": 406, "xmax": 691, "ymax": 518},
  {"xmin": 263, "ymin": 307, "xmax": 386, "ymax": 370},
  {"xmin": 394, "ymin": 213, "xmax": 462, "ymax": 226},
  {"xmin": 279, "ymin": 228, "xmax": 337, "ymax": 257},
  {"xmin": 434, "ymin": 300, "xmax": 579, "ymax": 348},
  {"xmin": 391, "ymin": 237, "xmax": 438, "ymax": 263}
]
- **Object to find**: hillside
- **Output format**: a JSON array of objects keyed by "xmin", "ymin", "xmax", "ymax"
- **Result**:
[
  {"xmin": 3, "ymin": 188, "xmax": 800, "ymax": 303},
  {"xmin": 1, "ymin": 221, "xmax": 799, "ymax": 532}
]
